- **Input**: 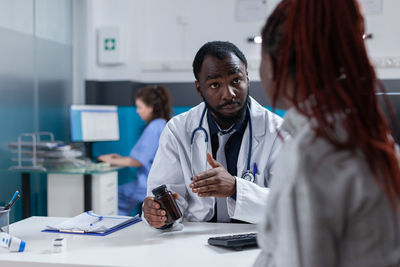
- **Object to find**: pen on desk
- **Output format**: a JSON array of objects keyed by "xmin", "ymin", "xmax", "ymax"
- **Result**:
[
  {"xmin": 4, "ymin": 191, "xmax": 20, "ymax": 210},
  {"xmin": 90, "ymin": 216, "xmax": 103, "ymax": 226},
  {"xmin": 86, "ymin": 211, "xmax": 103, "ymax": 227}
]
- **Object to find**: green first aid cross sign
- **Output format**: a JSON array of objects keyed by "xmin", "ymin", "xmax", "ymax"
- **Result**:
[
  {"xmin": 98, "ymin": 27, "xmax": 122, "ymax": 64},
  {"xmin": 104, "ymin": 38, "xmax": 116, "ymax": 51}
]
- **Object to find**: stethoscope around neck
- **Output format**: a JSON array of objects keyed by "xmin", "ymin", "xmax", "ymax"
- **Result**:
[{"xmin": 190, "ymin": 105, "xmax": 255, "ymax": 183}]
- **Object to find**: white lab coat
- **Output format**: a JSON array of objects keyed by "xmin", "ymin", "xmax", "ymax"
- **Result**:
[
  {"xmin": 146, "ymin": 97, "xmax": 283, "ymax": 224},
  {"xmin": 254, "ymin": 108, "xmax": 400, "ymax": 267}
]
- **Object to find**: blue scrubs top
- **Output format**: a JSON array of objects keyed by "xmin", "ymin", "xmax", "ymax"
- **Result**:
[{"xmin": 118, "ymin": 118, "xmax": 167, "ymax": 215}]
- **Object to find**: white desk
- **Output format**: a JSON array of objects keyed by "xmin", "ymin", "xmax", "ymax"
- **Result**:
[{"xmin": 0, "ymin": 217, "xmax": 260, "ymax": 267}]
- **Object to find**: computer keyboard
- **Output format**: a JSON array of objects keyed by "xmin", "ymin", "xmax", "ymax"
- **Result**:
[{"xmin": 208, "ymin": 233, "xmax": 258, "ymax": 250}]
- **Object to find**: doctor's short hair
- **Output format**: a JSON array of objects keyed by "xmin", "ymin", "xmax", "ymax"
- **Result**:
[
  {"xmin": 192, "ymin": 41, "xmax": 248, "ymax": 81},
  {"xmin": 135, "ymin": 85, "xmax": 172, "ymax": 121}
]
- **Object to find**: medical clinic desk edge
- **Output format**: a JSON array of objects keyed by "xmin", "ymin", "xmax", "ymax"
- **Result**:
[
  {"xmin": 0, "ymin": 217, "xmax": 260, "ymax": 267},
  {"xmin": 8, "ymin": 166, "xmax": 124, "ymax": 218}
]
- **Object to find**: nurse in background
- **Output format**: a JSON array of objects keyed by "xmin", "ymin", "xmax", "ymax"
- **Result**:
[
  {"xmin": 98, "ymin": 86, "xmax": 172, "ymax": 216},
  {"xmin": 255, "ymin": 0, "xmax": 400, "ymax": 266}
]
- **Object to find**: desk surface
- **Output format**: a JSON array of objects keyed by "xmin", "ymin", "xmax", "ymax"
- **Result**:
[{"xmin": 0, "ymin": 217, "xmax": 260, "ymax": 267}]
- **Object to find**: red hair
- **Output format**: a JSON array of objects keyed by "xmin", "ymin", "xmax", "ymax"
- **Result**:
[{"xmin": 261, "ymin": 0, "xmax": 400, "ymax": 209}]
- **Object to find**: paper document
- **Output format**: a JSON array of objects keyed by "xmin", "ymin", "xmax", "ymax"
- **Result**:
[{"xmin": 46, "ymin": 211, "xmax": 139, "ymax": 233}]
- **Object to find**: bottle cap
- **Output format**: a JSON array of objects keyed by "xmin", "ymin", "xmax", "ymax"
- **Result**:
[{"xmin": 152, "ymin": 184, "xmax": 167, "ymax": 196}]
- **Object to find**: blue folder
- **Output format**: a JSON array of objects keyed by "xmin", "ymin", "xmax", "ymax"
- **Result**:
[{"xmin": 42, "ymin": 217, "xmax": 142, "ymax": 236}]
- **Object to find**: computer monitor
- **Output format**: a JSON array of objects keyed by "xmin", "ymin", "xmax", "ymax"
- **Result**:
[{"xmin": 69, "ymin": 105, "xmax": 120, "ymax": 142}]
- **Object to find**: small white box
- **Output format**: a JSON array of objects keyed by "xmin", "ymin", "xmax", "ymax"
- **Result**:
[{"xmin": 52, "ymin": 238, "xmax": 67, "ymax": 253}]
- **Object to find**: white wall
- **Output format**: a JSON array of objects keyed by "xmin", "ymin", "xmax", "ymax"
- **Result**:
[
  {"xmin": 80, "ymin": 0, "xmax": 400, "ymax": 85},
  {"xmin": 363, "ymin": 0, "xmax": 400, "ymax": 78},
  {"xmin": 138, "ymin": 0, "xmax": 279, "ymax": 82},
  {"xmin": 82, "ymin": 0, "xmax": 279, "ymax": 83},
  {"xmin": 83, "ymin": 0, "xmax": 141, "ymax": 81}
]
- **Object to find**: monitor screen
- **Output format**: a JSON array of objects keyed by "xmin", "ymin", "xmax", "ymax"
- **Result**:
[{"xmin": 70, "ymin": 105, "xmax": 120, "ymax": 142}]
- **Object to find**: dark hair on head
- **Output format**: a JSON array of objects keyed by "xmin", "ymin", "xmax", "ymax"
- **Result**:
[
  {"xmin": 192, "ymin": 41, "xmax": 247, "ymax": 80},
  {"xmin": 135, "ymin": 85, "xmax": 172, "ymax": 121},
  {"xmin": 261, "ymin": 0, "xmax": 400, "ymax": 209}
]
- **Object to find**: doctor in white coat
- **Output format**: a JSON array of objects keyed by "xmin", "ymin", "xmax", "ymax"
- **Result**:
[{"xmin": 143, "ymin": 41, "xmax": 284, "ymax": 228}]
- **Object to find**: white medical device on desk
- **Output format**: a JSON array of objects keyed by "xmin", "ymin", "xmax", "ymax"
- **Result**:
[{"xmin": 0, "ymin": 232, "xmax": 25, "ymax": 252}]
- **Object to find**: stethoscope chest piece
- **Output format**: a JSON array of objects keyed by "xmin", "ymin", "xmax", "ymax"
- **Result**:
[{"xmin": 241, "ymin": 171, "xmax": 255, "ymax": 183}]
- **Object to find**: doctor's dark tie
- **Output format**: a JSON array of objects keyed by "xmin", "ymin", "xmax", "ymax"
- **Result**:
[{"xmin": 215, "ymin": 131, "xmax": 234, "ymax": 223}]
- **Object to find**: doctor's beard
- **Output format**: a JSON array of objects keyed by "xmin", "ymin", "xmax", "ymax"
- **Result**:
[{"xmin": 203, "ymin": 93, "xmax": 249, "ymax": 126}]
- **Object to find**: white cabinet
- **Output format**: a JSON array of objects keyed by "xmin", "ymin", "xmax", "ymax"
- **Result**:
[
  {"xmin": 47, "ymin": 171, "xmax": 118, "ymax": 217},
  {"xmin": 91, "ymin": 172, "xmax": 118, "ymax": 215}
]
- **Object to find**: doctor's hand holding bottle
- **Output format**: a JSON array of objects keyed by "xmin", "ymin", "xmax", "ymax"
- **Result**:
[
  {"xmin": 143, "ymin": 192, "xmax": 179, "ymax": 228},
  {"xmin": 143, "ymin": 153, "xmax": 235, "ymax": 228}
]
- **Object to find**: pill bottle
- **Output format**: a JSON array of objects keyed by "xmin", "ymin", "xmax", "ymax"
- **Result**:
[{"xmin": 152, "ymin": 184, "xmax": 182, "ymax": 227}]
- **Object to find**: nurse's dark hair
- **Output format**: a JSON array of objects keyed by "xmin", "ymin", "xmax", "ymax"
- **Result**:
[
  {"xmin": 135, "ymin": 86, "xmax": 172, "ymax": 121},
  {"xmin": 261, "ymin": 0, "xmax": 400, "ymax": 209},
  {"xmin": 192, "ymin": 41, "xmax": 247, "ymax": 80}
]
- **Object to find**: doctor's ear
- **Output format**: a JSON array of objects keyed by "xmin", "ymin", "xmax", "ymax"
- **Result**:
[{"xmin": 195, "ymin": 80, "xmax": 202, "ymax": 97}]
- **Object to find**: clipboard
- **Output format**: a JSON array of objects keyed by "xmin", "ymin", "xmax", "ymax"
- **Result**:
[{"xmin": 42, "ymin": 212, "xmax": 142, "ymax": 236}]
